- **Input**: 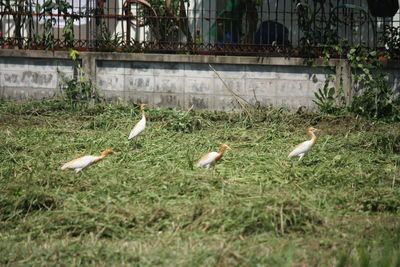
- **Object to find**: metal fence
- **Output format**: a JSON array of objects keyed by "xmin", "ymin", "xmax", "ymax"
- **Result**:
[{"xmin": 1, "ymin": 0, "xmax": 399, "ymax": 56}]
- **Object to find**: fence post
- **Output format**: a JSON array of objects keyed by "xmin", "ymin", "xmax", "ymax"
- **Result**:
[{"xmin": 335, "ymin": 59, "xmax": 353, "ymax": 106}]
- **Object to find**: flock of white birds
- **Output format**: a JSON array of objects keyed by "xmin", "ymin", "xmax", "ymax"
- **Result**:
[{"xmin": 61, "ymin": 104, "xmax": 319, "ymax": 173}]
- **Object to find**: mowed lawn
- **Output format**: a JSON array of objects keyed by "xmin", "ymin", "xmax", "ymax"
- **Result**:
[{"xmin": 0, "ymin": 100, "xmax": 399, "ymax": 266}]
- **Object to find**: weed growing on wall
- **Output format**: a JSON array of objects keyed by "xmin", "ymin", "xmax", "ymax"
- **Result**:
[
  {"xmin": 313, "ymin": 45, "xmax": 346, "ymax": 114},
  {"xmin": 315, "ymin": 42, "xmax": 400, "ymax": 121},
  {"xmin": 313, "ymin": 76, "xmax": 337, "ymax": 113},
  {"xmin": 347, "ymin": 44, "xmax": 400, "ymax": 121},
  {"xmin": 58, "ymin": 49, "xmax": 103, "ymax": 109}
]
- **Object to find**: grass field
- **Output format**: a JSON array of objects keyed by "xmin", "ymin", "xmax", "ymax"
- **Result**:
[{"xmin": 1, "ymin": 100, "xmax": 400, "ymax": 266}]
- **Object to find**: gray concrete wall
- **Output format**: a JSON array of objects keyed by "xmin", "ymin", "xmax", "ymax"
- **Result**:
[
  {"xmin": 1, "ymin": 50, "xmax": 398, "ymax": 111},
  {"xmin": 0, "ymin": 56, "xmax": 75, "ymax": 100},
  {"xmin": 96, "ymin": 60, "xmax": 332, "ymax": 111}
]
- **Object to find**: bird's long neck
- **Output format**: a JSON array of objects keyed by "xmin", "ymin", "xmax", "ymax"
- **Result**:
[
  {"xmin": 100, "ymin": 150, "xmax": 111, "ymax": 157},
  {"xmin": 307, "ymin": 131, "xmax": 317, "ymax": 145},
  {"xmin": 141, "ymin": 109, "xmax": 146, "ymax": 118},
  {"xmin": 95, "ymin": 154, "xmax": 106, "ymax": 163},
  {"xmin": 216, "ymin": 148, "xmax": 226, "ymax": 162}
]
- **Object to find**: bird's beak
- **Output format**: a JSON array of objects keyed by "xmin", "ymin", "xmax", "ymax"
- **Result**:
[{"xmin": 227, "ymin": 146, "xmax": 232, "ymax": 150}]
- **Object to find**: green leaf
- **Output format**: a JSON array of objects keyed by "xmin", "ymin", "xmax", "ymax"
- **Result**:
[
  {"xmin": 314, "ymin": 93, "xmax": 324, "ymax": 102},
  {"xmin": 69, "ymin": 49, "xmax": 80, "ymax": 61},
  {"xmin": 328, "ymin": 87, "xmax": 335, "ymax": 96}
]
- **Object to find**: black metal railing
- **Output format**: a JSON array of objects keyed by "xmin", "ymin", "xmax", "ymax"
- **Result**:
[{"xmin": 0, "ymin": 0, "xmax": 399, "ymax": 57}]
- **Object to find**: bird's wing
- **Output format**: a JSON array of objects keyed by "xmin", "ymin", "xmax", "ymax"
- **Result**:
[
  {"xmin": 197, "ymin": 152, "xmax": 219, "ymax": 167},
  {"xmin": 128, "ymin": 117, "xmax": 146, "ymax": 140},
  {"xmin": 61, "ymin": 155, "xmax": 98, "ymax": 170},
  {"xmin": 288, "ymin": 140, "xmax": 313, "ymax": 158}
]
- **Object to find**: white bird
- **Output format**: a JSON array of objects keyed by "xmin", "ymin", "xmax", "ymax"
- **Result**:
[
  {"xmin": 197, "ymin": 144, "xmax": 232, "ymax": 168},
  {"xmin": 128, "ymin": 104, "xmax": 147, "ymax": 140},
  {"xmin": 61, "ymin": 149, "xmax": 113, "ymax": 173},
  {"xmin": 288, "ymin": 127, "xmax": 319, "ymax": 161}
]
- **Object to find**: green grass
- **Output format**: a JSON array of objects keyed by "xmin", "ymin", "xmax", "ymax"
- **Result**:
[{"xmin": 1, "ymin": 100, "xmax": 400, "ymax": 266}]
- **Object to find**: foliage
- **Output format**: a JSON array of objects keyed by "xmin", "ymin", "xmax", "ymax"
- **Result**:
[
  {"xmin": 35, "ymin": 0, "xmax": 77, "ymax": 50},
  {"xmin": 0, "ymin": 101, "xmax": 400, "ymax": 265},
  {"xmin": 313, "ymin": 76, "xmax": 337, "ymax": 114},
  {"xmin": 58, "ymin": 49, "xmax": 103, "ymax": 108},
  {"xmin": 347, "ymin": 44, "xmax": 400, "ymax": 121},
  {"xmin": 144, "ymin": 0, "xmax": 192, "ymax": 43},
  {"xmin": 69, "ymin": 48, "xmax": 79, "ymax": 61},
  {"xmin": 296, "ymin": 3, "xmax": 399, "ymax": 120},
  {"xmin": 59, "ymin": 71, "xmax": 102, "ymax": 108},
  {"xmin": 312, "ymin": 44, "xmax": 346, "ymax": 114},
  {"xmin": 62, "ymin": 16, "xmax": 78, "ymax": 48},
  {"xmin": 96, "ymin": 22, "xmax": 123, "ymax": 51},
  {"xmin": 351, "ymin": 73, "xmax": 400, "ymax": 121},
  {"xmin": 381, "ymin": 25, "xmax": 400, "ymax": 59},
  {"xmin": 315, "ymin": 42, "xmax": 400, "ymax": 121}
]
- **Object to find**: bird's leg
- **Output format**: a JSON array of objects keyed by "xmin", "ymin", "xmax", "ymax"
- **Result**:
[{"xmin": 298, "ymin": 153, "xmax": 305, "ymax": 161}]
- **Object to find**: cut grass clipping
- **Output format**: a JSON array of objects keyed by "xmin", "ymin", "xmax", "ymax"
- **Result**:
[{"xmin": 0, "ymin": 100, "xmax": 400, "ymax": 266}]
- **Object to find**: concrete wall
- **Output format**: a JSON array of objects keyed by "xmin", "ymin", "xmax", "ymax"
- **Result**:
[
  {"xmin": 0, "ymin": 56, "xmax": 75, "ymax": 100},
  {"xmin": 95, "ymin": 60, "xmax": 331, "ymax": 111},
  {"xmin": 1, "ymin": 50, "xmax": 399, "ymax": 111}
]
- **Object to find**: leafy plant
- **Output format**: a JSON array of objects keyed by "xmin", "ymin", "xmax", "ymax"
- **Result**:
[
  {"xmin": 316, "ymin": 42, "xmax": 400, "ymax": 121},
  {"xmin": 143, "ymin": 0, "xmax": 192, "ymax": 43},
  {"xmin": 95, "ymin": 22, "xmax": 123, "ymax": 51},
  {"xmin": 313, "ymin": 43, "xmax": 346, "ymax": 114},
  {"xmin": 63, "ymin": 17, "xmax": 77, "ymax": 48},
  {"xmin": 347, "ymin": 44, "xmax": 400, "ymax": 121},
  {"xmin": 313, "ymin": 77, "xmax": 337, "ymax": 113},
  {"xmin": 350, "ymin": 73, "xmax": 400, "ymax": 121},
  {"xmin": 34, "ymin": 0, "xmax": 78, "ymax": 50},
  {"xmin": 69, "ymin": 48, "xmax": 79, "ymax": 61},
  {"xmin": 381, "ymin": 25, "xmax": 400, "ymax": 59},
  {"xmin": 58, "ymin": 49, "xmax": 103, "ymax": 108}
]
